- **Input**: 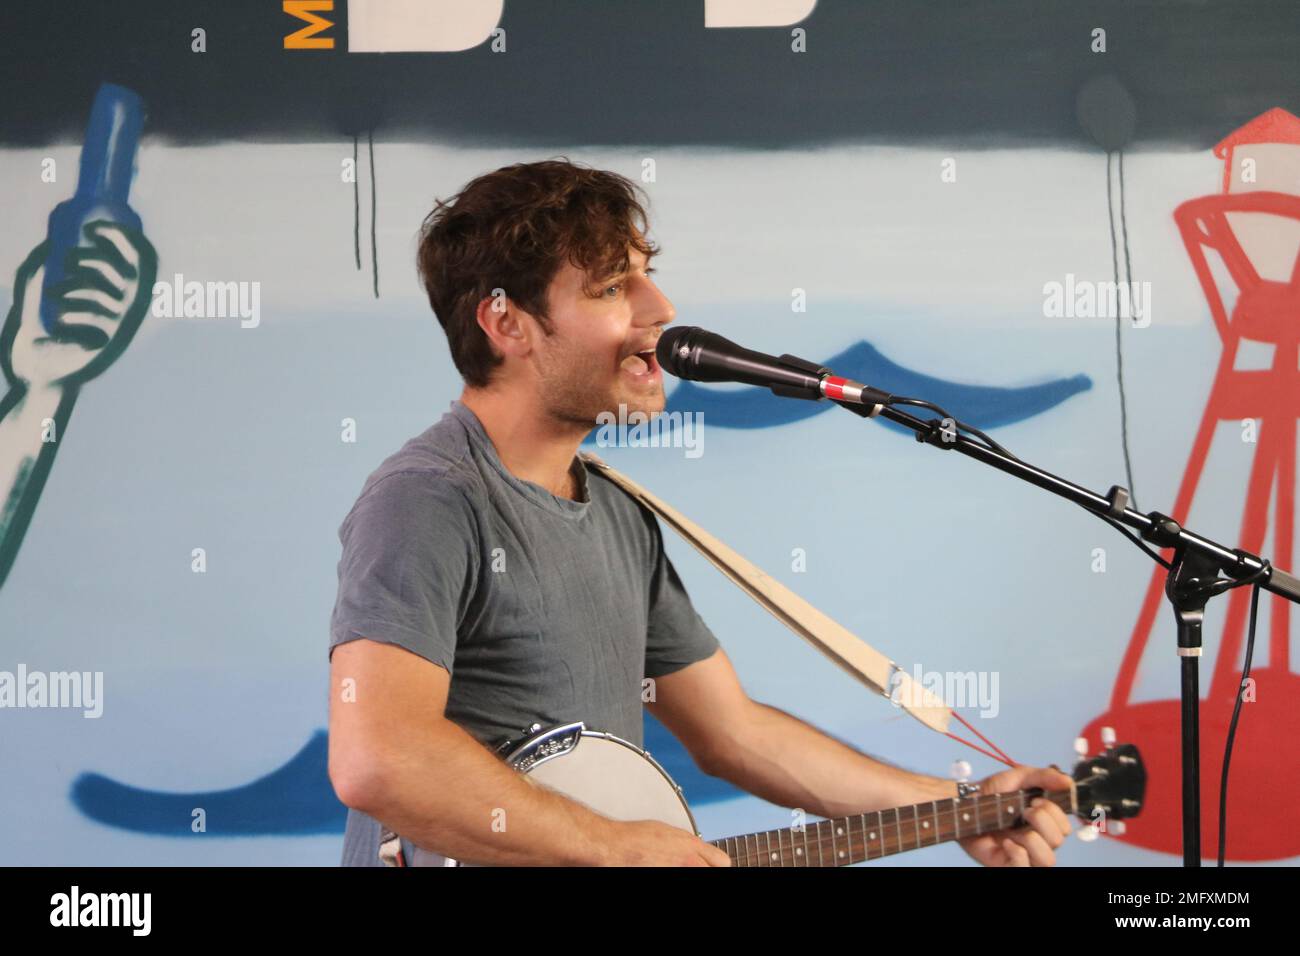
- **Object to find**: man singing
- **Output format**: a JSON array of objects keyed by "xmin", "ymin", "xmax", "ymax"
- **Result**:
[{"xmin": 327, "ymin": 158, "xmax": 1072, "ymax": 866}]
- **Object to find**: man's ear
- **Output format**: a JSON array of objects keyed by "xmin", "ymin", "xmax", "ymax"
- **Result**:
[{"xmin": 474, "ymin": 291, "xmax": 534, "ymax": 361}]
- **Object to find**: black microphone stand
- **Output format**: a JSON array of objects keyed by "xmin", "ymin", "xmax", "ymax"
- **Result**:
[{"xmin": 828, "ymin": 395, "xmax": 1300, "ymax": 867}]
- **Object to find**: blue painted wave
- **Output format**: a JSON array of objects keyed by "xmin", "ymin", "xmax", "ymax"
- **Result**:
[
  {"xmin": 71, "ymin": 730, "xmax": 347, "ymax": 835},
  {"xmin": 71, "ymin": 716, "xmax": 738, "ymax": 837},
  {"xmin": 584, "ymin": 340, "xmax": 1090, "ymax": 442},
  {"xmin": 643, "ymin": 710, "xmax": 744, "ymax": 805}
]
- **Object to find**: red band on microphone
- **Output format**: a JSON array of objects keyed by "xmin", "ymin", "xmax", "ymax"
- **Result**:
[{"xmin": 822, "ymin": 376, "xmax": 849, "ymax": 400}]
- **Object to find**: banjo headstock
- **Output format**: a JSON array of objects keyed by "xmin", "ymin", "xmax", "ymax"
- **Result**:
[{"xmin": 1071, "ymin": 741, "xmax": 1147, "ymax": 823}]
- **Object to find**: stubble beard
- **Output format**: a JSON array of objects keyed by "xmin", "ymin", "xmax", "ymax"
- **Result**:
[{"xmin": 536, "ymin": 347, "xmax": 664, "ymax": 431}]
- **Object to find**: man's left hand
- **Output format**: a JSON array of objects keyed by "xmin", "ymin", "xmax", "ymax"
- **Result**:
[{"xmin": 957, "ymin": 764, "xmax": 1074, "ymax": 867}]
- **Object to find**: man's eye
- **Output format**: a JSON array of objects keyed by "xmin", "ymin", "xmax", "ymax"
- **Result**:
[{"xmin": 600, "ymin": 266, "xmax": 652, "ymax": 297}]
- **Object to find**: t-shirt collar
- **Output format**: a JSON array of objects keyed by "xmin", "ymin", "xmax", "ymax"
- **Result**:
[{"xmin": 449, "ymin": 399, "xmax": 592, "ymax": 518}]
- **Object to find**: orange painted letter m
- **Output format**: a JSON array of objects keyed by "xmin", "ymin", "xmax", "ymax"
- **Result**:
[{"xmin": 283, "ymin": 1, "xmax": 335, "ymax": 49}]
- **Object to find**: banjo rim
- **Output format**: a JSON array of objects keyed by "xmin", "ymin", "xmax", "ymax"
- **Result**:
[{"xmin": 502, "ymin": 721, "xmax": 700, "ymax": 838}]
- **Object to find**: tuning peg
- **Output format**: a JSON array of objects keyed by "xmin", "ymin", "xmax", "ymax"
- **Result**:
[
  {"xmin": 1074, "ymin": 737, "xmax": 1089, "ymax": 757},
  {"xmin": 950, "ymin": 759, "xmax": 972, "ymax": 782},
  {"xmin": 1076, "ymin": 825, "xmax": 1100, "ymax": 842},
  {"xmin": 1101, "ymin": 726, "xmax": 1117, "ymax": 747}
]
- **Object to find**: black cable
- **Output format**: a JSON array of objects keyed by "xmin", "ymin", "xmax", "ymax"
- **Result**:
[
  {"xmin": 368, "ymin": 128, "xmax": 379, "ymax": 298},
  {"xmin": 352, "ymin": 134, "xmax": 361, "ymax": 270},
  {"xmin": 1095, "ymin": 514, "xmax": 1173, "ymax": 570},
  {"xmin": 888, "ymin": 396, "xmax": 1018, "ymax": 460},
  {"xmin": 1216, "ymin": 561, "xmax": 1270, "ymax": 866},
  {"xmin": 1109, "ymin": 150, "xmax": 1141, "ymax": 509}
]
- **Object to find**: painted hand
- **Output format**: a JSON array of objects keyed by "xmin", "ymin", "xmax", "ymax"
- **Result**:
[{"xmin": 2, "ymin": 221, "xmax": 157, "ymax": 390}]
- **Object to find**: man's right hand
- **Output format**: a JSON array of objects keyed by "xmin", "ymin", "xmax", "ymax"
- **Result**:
[
  {"xmin": 330, "ymin": 639, "xmax": 734, "ymax": 867},
  {"xmin": 600, "ymin": 818, "xmax": 732, "ymax": 867}
]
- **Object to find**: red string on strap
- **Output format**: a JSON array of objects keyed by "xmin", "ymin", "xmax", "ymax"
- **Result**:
[{"xmin": 945, "ymin": 709, "xmax": 1016, "ymax": 767}]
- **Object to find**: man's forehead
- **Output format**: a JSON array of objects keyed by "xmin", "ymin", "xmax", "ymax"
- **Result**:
[
  {"xmin": 604, "ymin": 246, "xmax": 653, "ymax": 275},
  {"xmin": 559, "ymin": 246, "xmax": 652, "ymax": 286}
]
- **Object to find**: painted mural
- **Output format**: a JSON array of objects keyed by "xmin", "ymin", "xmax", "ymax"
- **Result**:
[{"xmin": 0, "ymin": 1, "xmax": 1296, "ymax": 865}]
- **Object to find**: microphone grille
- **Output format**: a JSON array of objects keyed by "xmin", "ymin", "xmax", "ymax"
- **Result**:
[{"xmin": 655, "ymin": 326, "xmax": 698, "ymax": 377}]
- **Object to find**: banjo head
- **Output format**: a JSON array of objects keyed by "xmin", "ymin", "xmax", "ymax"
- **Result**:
[
  {"xmin": 518, "ymin": 724, "xmax": 698, "ymax": 835},
  {"xmin": 408, "ymin": 722, "xmax": 697, "ymax": 867}
]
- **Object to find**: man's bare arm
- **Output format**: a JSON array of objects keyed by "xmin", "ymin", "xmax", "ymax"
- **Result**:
[
  {"xmin": 328, "ymin": 639, "xmax": 729, "ymax": 866},
  {"xmin": 650, "ymin": 649, "xmax": 1073, "ymax": 866},
  {"xmin": 649, "ymin": 649, "xmax": 953, "ymax": 818}
]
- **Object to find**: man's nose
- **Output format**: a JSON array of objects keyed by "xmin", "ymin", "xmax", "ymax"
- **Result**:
[{"xmin": 637, "ymin": 279, "xmax": 675, "ymax": 329}]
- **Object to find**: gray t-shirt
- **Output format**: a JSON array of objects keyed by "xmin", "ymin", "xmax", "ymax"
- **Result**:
[{"xmin": 328, "ymin": 399, "xmax": 720, "ymax": 866}]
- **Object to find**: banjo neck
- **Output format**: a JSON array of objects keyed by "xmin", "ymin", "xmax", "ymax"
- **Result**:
[
  {"xmin": 710, "ymin": 787, "xmax": 1077, "ymax": 867},
  {"xmin": 383, "ymin": 723, "xmax": 1142, "ymax": 867}
]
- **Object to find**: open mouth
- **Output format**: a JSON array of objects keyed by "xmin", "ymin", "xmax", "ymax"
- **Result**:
[{"xmin": 619, "ymin": 348, "xmax": 660, "ymax": 379}]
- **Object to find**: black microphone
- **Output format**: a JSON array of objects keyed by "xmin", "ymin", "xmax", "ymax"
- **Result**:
[{"xmin": 656, "ymin": 326, "xmax": 891, "ymax": 409}]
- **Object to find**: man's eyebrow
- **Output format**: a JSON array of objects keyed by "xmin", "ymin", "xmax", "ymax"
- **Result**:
[{"xmin": 588, "ymin": 252, "xmax": 656, "ymax": 287}]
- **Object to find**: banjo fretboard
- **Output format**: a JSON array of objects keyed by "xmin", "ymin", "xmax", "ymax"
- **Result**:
[{"xmin": 710, "ymin": 787, "xmax": 1076, "ymax": 867}]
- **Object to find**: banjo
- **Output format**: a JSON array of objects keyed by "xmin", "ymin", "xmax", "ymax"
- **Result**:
[{"xmin": 384, "ymin": 721, "xmax": 1147, "ymax": 867}]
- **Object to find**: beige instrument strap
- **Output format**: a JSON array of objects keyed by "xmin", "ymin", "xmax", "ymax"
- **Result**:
[{"xmin": 580, "ymin": 451, "xmax": 951, "ymax": 735}]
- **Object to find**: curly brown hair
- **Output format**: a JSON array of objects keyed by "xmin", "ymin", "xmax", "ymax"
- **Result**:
[{"xmin": 416, "ymin": 158, "xmax": 659, "ymax": 388}]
